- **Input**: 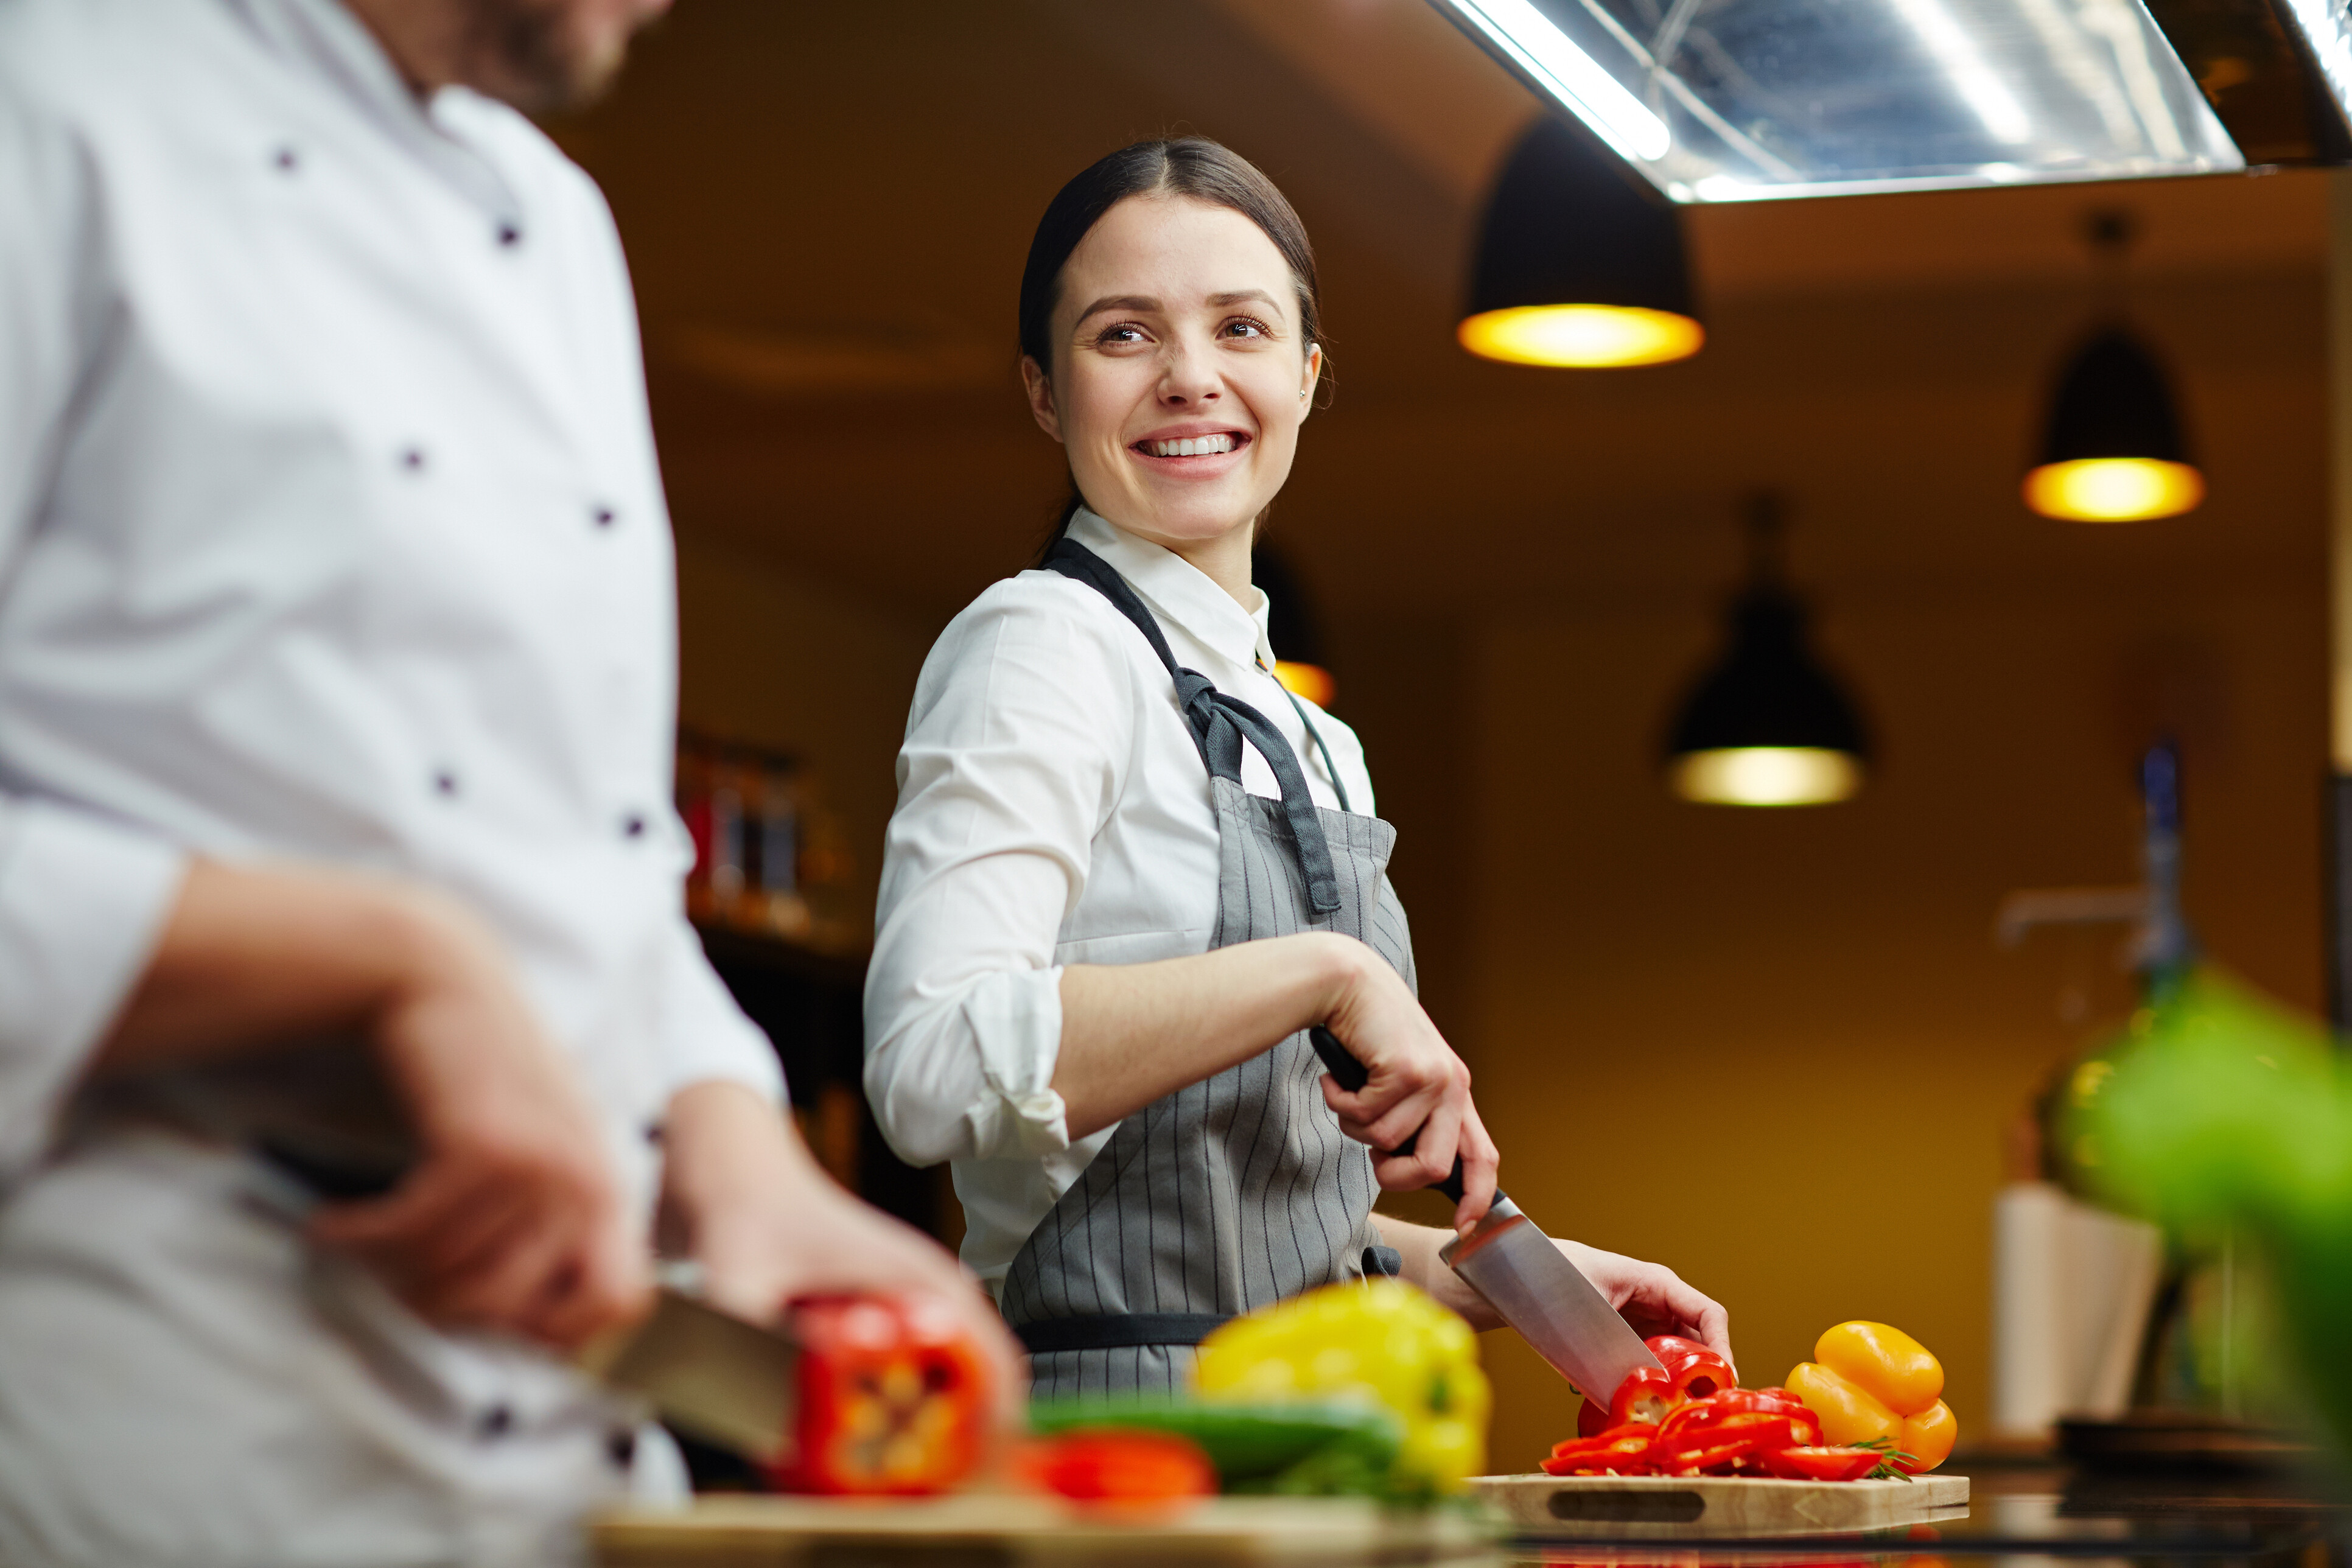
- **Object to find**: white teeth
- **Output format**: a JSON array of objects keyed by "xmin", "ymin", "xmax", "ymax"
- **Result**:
[{"xmin": 1149, "ymin": 433, "xmax": 1237, "ymax": 458}]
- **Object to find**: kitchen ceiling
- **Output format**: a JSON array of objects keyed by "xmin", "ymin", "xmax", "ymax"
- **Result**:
[{"xmin": 553, "ymin": 0, "xmax": 2328, "ymax": 628}]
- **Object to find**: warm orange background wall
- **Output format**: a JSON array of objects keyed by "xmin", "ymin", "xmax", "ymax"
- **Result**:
[{"xmin": 568, "ymin": 0, "xmax": 2336, "ymax": 1472}]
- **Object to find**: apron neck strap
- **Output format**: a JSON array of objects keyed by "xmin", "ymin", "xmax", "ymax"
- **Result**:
[{"xmin": 1045, "ymin": 537, "xmax": 1342, "ymax": 915}]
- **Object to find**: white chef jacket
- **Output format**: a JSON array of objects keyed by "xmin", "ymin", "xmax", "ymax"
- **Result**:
[
  {"xmin": 864, "ymin": 508, "xmax": 1376, "ymax": 1295},
  {"xmin": 0, "ymin": 0, "xmax": 782, "ymax": 1562}
]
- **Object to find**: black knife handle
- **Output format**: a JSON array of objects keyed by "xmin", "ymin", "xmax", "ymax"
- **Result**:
[{"xmin": 1309, "ymin": 1026, "xmax": 1489, "ymax": 1207}]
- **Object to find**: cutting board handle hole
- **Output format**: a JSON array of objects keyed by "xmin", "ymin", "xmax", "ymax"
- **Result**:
[{"xmin": 1546, "ymin": 1491, "xmax": 1707, "ymax": 1524}]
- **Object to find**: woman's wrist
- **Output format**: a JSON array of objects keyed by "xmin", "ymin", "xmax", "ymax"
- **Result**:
[{"xmin": 1297, "ymin": 929, "xmax": 1378, "ymax": 1029}]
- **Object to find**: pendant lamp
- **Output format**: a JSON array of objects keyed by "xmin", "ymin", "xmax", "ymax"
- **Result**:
[
  {"xmin": 1254, "ymin": 543, "xmax": 1335, "ymax": 709},
  {"xmin": 1665, "ymin": 494, "xmax": 1869, "ymax": 808},
  {"xmin": 2024, "ymin": 212, "xmax": 2203, "ymax": 523},
  {"xmin": 1460, "ymin": 115, "xmax": 1702, "ymax": 369}
]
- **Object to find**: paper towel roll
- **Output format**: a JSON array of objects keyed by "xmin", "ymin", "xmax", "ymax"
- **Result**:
[
  {"xmin": 1992, "ymin": 1182, "xmax": 2164, "ymax": 1437},
  {"xmin": 1994, "ymin": 1183, "xmax": 2068, "ymax": 1437}
]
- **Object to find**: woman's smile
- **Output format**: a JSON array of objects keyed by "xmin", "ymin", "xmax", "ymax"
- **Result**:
[{"xmin": 1130, "ymin": 424, "xmax": 1253, "ymax": 474}]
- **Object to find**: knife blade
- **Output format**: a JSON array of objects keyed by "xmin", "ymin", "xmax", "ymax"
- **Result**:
[
  {"xmin": 243, "ymin": 1150, "xmax": 803, "ymax": 1465},
  {"xmin": 1308, "ymin": 1027, "xmax": 1665, "ymax": 1404},
  {"xmin": 577, "ymin": 1286, "xmax": 800, "ymax": 1466}
]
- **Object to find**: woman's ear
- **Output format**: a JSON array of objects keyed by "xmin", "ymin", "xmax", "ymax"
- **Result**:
[
  {"xmin": 1299, "ymin": 343, "xmax": 1324, "ymax": 418},
  {"xmin": 1020, "ymin": 355, "xmax": 1063, "ymax": 443}
]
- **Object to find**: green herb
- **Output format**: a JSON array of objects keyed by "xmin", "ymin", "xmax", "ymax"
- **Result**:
[{"xmin": 1842, "ymin": 1436, "xmax": 1919, "ymax": 1481}]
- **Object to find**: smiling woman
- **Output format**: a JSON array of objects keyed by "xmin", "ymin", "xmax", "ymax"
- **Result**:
[
  {"xmin": 862, "ymin": 139, "xmax": 1731, "ymax": 1399},
  {"xmin": 1013, "ymin": 139, "xmax": 1326, "ymax": 580}
]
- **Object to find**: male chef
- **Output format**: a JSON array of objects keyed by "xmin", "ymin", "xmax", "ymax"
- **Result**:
[{"xmin": 0, "ymin": 0, "xmax": 1015, "ymax": 1562}]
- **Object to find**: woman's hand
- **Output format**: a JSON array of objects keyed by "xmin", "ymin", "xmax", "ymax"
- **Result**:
[
  {"xmin": 660, "ymin": 1082, "xmax": 1026, "ymax": 1427},
  {"xmin": 1314, "ymin": 941, "xmax": 1499, "ymax": 1231},
  {"xmin": 1556, "ymin": 1239, "xmax": 1734, "ymax": 1369}
]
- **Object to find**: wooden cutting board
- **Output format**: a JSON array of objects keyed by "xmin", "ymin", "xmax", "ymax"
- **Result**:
[
  {"xmin": 591, "ymin": 1494, "xmax": 1496, "ymax": 1566},
  {"xmin": 1471, "ymin": 1472, "xmax": 1970, "ymax": 1539}
]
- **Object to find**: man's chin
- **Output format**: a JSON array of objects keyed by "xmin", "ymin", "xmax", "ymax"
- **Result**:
[{"xmin": 463, "ymin": 0, "xmax": 643, "ymax": 114}]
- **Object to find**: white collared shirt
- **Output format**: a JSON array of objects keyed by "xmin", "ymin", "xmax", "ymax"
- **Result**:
[
  {"xmin": 864, "ymin": 509, "xmax": 1375, "ymax": 1292},
  {"xmin": 0, "ymin": 0, "xmax": 780, "ymax": 1180},
  {"xmin": 0, "ymin": 0, "xmax": 772, "ymax": 1557}
]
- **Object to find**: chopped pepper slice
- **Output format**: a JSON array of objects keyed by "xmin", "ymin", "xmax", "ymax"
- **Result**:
[
  {"xmin": 1608, "ymin": 1365, "xmax": 1679, "ymax": 1428},
  {"xmin": 1021, "ymin": 1430, "xmax": 1217, "ymax": 1504},
  {"xmin": 1764, "ymin": 1446, "xmax": 1885, "ymax": 1483},
  {"xmin": 1542, "ymin": 1423, "xmax": 1657, "ymax": 1476}
]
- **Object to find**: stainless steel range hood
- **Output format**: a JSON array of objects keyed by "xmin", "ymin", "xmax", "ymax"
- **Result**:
[{"xmin": 1430, "ymin": 0, "xmax": 2352, "ymax": 201}]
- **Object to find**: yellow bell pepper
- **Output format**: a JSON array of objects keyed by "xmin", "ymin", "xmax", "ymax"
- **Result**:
[
  {"xmin": 1786, "ymin": 1320, "xmax": 1956, "ymax": 1473},
  {"xmin": 1195, "ymin": 1279, "xmax": 1490, "ymax": 1495}
]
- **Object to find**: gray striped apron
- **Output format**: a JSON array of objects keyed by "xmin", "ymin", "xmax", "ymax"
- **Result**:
[{"xmin": 999, "ymin": 539, "xmax": 1416, "ymax": 1398}]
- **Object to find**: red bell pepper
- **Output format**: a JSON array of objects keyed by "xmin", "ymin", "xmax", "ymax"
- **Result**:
[
  {"xmin": 1763, "ymin": 1446, "xmax": 1885, "ymax": 1483},
  {"xmin": 765, "ymin": 1294, "xmax": 993, "ymax": 1496}
]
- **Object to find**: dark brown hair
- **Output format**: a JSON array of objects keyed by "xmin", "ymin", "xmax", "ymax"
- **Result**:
[{"xmin": 1019, "ymin": 138, "xmax": 1323, "ymax": 542}]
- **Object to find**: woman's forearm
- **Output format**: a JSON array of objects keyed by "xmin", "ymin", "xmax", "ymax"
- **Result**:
[{"xmin": 1052, "ymin": 931, "xmax": 1370, "ymax": 1139}]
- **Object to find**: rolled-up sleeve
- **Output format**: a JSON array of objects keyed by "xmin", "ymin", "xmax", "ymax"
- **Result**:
[
  {"xmin": 0, "ymin": 75, "xmax": 191, "ymax": 1172},
  {"xmin": 863, "ymin": 581, "xmax": 1132, "ymax": 1167}
]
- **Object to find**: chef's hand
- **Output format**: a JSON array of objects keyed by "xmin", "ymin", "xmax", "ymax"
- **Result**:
[
  {"xmin": 93, "ymin": 860, "xmax": 649, "ymax": 1349},
  {"xmin": 1315, "ymin": 942, "xmax": 1500, "ymax": 1233},
  {"xmin": 659, "ymin": 1081, "xmax": 1026, "ymax": 1427},
  {"xmin": 1556, "ymin": 1238, "xmax": 1735, "ymax": 1368},
  {"xmin": 307, "ymin": 890, "xmax": 651, "ymax": 1349}
]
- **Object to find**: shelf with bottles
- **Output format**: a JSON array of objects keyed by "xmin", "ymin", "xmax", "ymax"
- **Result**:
[{"xmin": 676, "ymin": 728, "xmax": 864, "ymax": 961}]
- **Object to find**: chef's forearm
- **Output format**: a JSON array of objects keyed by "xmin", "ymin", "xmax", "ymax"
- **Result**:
[
  {"xmin": 90, "ymin": 858, "xmax": 470, "ymax": 1076},
  {"xmin": 1052, "ymin": 931, "xmax": 1374, "ymax": 1140},
  {"xmin": 655, "ymin": 1077, "xmax": 817, "ymax": 1247},
  {"xmin": 1371, "ymin": 1217, "xmax": 1502, "ymax": 1329}
]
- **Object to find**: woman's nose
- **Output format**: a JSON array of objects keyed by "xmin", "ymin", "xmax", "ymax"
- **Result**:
[{"xmin": 1157, "ymin": 341, "xmax": 1220, "ymax": 405}]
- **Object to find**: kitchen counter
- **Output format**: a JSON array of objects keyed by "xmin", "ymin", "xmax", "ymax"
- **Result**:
[{"xmin": 593, "ymin": 1461, "xmax": 2350, "ymax": 1566}]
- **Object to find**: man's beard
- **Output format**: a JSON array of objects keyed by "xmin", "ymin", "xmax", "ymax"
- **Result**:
[{"xmin": 460, "ymin": 0, "xmax": 633, "ymax": 114}]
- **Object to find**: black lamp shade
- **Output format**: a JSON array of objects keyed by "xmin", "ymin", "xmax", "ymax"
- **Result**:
[
  {"xmin": 1470, "ymin": 116, "xmax": 1696, "ymax": 323},
  {"xmin": 2038, "ymin": 329, "xmax": 2188, "ymax": 466},
  {"xmin": 1667, "ymin": 589, "xmax": 1869, "ymax": 759}
]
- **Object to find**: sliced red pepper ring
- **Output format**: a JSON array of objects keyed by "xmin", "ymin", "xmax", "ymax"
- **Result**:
[
  {"xmin": 1764, "ymin": 1446, "xmax": 1885, "ymax": 1483},
  {"xmin": 1542, "ymin": 1425, "xmax": 1657, "ymax": 1477},
  {"xmin": 1643, "ymin": 1335, "xmax": 1714, "ymax": 1363},
  {"xmin": 1661, "ymin": 1348, "xmax": 1737, "ymax": 1402},
  {"xmin": 1551, "ymin": 1423, "xmax": 1657, "ymax": 1457},
  {"xmin": 1608, "ymin": 1365, "xmax": 1679, "ymax": 1428},
  {"xmin": 1655, "ymin": 1413, "xmax": 1816, "ymax": 1476},
  {"xmin": 1707, "ymin": 1388, "xmax": 1811, "ymax": 1418}
]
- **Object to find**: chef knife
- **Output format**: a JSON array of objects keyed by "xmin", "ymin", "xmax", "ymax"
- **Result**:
[
  {"xmin": 247, "ymin": 1144, "xmax": 800, "ymax": 1464},
  {"xmin": 578, "ymin": 1284, "xmax": 800, "ymax": 1466},
  {"xmin": 1309, "ymin": 1027, "xmax": 1664, "ymax": 1408}
]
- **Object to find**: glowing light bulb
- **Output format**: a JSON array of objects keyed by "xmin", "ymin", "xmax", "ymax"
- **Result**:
[
  {"xmin": 2023, "ymin": 457, "xmax": 2202, "ymax": 522},
  {"xmin": 1458, "ymin": 304, "xmax": 1704, "ymax": 368},
  {"xmin": 1273, "ymin": 661, "xmax": 1335, "ymax": 709},
  {"xmin": 1669, "ymin": 747, "xmax": 1863, "ymax": 807}
]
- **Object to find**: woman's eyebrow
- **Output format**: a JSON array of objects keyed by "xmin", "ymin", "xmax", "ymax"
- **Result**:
[
  {"xmin": 1074, "ymin": 293, "xmax": 1161, "ymax": 321},
  {"xmin": 1206, "ymin": 289, "xmax": 1281, "ymax": 310}
]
